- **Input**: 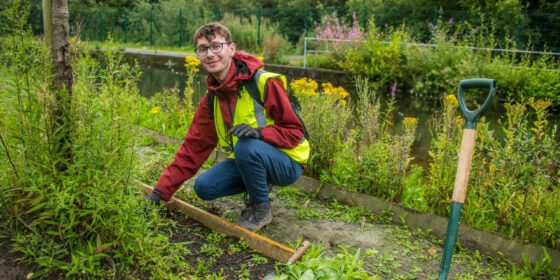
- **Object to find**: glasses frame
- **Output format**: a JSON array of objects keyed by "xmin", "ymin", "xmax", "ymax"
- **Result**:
[{"xmin": 195, "ymin": 42, "xmax": 231, "ymax": 57}]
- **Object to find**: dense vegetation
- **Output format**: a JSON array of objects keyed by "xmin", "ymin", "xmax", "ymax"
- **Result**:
[
  {"xmin": 20, "ymin": 0, "xmax": 560, "ymax": 105},
  {"xmin": 2, "ymin": 0, "xmax": 559, "ymax": 278}
]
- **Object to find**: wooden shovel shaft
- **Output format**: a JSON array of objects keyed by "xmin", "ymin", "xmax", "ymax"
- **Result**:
[
  {"xmin": 451, "ymin": 129, "xmax": 477, "ymax": 204},
  {"xmin": 439, "ymin": 128, "xmax": 478, "ymax": 280},
  {"xmin": 140, "ymin": 183, "xmax": 301, "ymax": 263}
]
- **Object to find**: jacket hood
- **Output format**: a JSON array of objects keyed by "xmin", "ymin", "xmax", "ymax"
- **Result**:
[{"xmin": 206, "ymin": 51, "xmax": 264, "ymax": 96}]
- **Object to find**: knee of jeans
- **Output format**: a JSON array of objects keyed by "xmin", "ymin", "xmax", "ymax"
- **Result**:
[
  {"xmin": 233, "ymin": 138, "xmax": 259, "ymax": 161},
  {"xmin": 193, "ymin": 177, "xmax": 214, "ymax": 201}
]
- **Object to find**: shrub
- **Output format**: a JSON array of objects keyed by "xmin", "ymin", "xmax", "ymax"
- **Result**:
[
  {"xmin": 0, "ymin": 6, "xmax": 191, "ymax": 277},
  {"xmin": 219, "ymin": 12, "xmax": 287, "ymax": 53},
  {"xmin": 337, "ymin": 23, "xmax": 407, "ymax": 90}
]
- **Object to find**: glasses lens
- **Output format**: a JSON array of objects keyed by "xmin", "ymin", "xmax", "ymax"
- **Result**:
[
  {"xmin": 210, "ymin": 42, "xmax": 223, "ymax": 52},
  {"xmin": 196, "ymin": 46, "xmax": 208, "ymax": 56}
]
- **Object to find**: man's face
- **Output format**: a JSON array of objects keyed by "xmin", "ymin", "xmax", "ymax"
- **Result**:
[{"xmin": 195, "ymin": 35, "xmax": 236, "ymax": 82}]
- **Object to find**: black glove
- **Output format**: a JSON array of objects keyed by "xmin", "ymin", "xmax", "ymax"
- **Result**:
[
  {"xmin": 142, "ymin": 192, "xmax": 162, "ymax": 205},
  {"xmin": 230, "ymin": 124, "xmax": 263, "ymax": 139}
]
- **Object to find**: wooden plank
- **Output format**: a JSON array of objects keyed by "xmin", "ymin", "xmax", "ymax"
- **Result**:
[{"xmin": 140, "ymin": 183, "xmax": 296, "ymax": 263}]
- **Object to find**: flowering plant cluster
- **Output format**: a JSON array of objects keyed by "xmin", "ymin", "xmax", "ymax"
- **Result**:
[
  {"xmin": 314, "ymin": 11, "xmax": 363, "ymax": 41},
  {"xmin": 322, "ymin": 82, "xmax": 349, "ymax": 99},
  {"xmin": 290, "ymin": 78, "xmax": 350, "ymax": 106},
  {"xmin": 184, "ymin": 56, "xmax": 200, "ymax": 73},
  {"xmin": 290, "ymin": 78, "xmax": 319, "ymax": 97}
]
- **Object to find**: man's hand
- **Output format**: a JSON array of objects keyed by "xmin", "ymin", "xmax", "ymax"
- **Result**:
[
  {"xmin": 230, "ymin": 124, "xmax": 263, "ymax": 139},
  {"xmin": 142, "ymin": 192, "xmax": 162, "ymax": 205}
]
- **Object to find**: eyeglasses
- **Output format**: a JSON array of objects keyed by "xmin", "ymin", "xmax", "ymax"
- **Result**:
[{"xmin": 195, "ymin": 42, "xmax": 231, "ymax": 57}]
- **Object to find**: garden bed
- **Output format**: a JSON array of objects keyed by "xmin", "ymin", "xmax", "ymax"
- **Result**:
[{"xmin": 135, "ymin": 137, "xmax": 521, "ymax": 279}]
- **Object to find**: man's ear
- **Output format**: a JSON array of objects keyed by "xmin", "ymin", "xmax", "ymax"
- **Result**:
[{"xmin": 229, "ymin": 42, "xmax": 236, "ymax": 53}]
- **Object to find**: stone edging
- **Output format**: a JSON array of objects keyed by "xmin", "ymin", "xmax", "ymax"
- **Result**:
[
  {"xmin": 292, "ymin": 176, "xmax": 560, "ymax": 269},
  {"xmin": 113, "ymin": 47, "xmax": 351, "ymax": 84}
]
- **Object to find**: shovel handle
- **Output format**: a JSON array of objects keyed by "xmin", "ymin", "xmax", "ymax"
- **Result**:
[
  {"xmin": 451, "ymin": 129, "xmax": 477, "ymax": 204},
  {"xmin": 457, "ymin": 79, "xmax": 496, "ymax": 129}
]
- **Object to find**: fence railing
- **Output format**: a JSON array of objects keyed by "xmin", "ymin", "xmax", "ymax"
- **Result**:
[
  {"xmin": 24, "ymin": 5, "xmax": 560, "ymax": 53},
  {"xmin": 303, "ymin": 37, "xmax": 560, "ymax": 68}
]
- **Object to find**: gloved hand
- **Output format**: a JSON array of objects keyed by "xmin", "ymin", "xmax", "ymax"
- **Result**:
[
  {"xmin": 230, "ymin": 124, "xmax": 263, "ymax": 139},
  {"xmin": 142, "ymin": 192, "xmax": 162, "ymax": 205}
]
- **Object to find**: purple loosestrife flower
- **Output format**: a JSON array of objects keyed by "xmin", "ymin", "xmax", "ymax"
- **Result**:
[
  {"xmin": 314, "ymin": 11, "xmax": 363, "ymax": 41},
  {"xmin": 391, "ymin": 83, "xmax": 398, "ymax": 98},
  {"xmin": 448, "ymin": 17, "xmax": 454, "ymax": 24}
]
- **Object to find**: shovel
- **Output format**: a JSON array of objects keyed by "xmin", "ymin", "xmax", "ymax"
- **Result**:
[{"xmin": 438, "ymin": 79, "xmax": 496, "ymax": 280}]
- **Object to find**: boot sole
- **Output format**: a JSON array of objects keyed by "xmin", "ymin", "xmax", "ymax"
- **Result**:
[{"xmin": 252, "ymin": 215, "xmax": 272, "ymax": 232}]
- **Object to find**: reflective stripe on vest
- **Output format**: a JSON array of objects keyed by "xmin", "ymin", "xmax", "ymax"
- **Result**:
[{"xmin": 214, "ymin": 71, "xmax": 310, "ymax": 164}]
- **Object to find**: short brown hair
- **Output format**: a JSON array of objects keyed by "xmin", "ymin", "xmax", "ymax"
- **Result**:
[{"xmin": 193, "ymin": 22, "xmax": 232, "ymax": 46}]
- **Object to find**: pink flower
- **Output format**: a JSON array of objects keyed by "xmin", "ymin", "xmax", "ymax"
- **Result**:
[{"xmin": 391, "ymin": 83, "xmax": 398, "ymax": 98}]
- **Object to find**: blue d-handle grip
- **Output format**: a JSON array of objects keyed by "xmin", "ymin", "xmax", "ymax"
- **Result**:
[{"xmin": 457, "ymin": 79, "xmax": 496, "ymax": 130}]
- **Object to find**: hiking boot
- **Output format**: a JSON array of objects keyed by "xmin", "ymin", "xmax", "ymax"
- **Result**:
[
  {"xmin": 249, "ymin": 201, "xmax": 272, "ymax": 232},
  {"xmin": 235, "ymin": 201, "xmax": 256, "ymax": 229},
  {"xmin": 235, "ymin": 201, "xmax": 272, "ymax": 232}
]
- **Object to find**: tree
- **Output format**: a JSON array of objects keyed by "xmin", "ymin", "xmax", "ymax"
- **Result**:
[{"xmin": 43, "ymin": 0, "xmax": 73, "ymax": 171}]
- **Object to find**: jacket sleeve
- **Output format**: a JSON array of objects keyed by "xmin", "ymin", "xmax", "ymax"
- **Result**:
[
  {"xmin": 260, "ymin": 78, "xmax": 305, "ymax": 149},
  {"xmin": 153, "ymin": 95, "xmax": 218, "ymax": 201}
]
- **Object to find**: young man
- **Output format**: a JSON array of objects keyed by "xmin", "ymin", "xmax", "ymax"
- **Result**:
[{"xmin": 143, "ymin": 22, "xmax": 310, "ymax": 232}]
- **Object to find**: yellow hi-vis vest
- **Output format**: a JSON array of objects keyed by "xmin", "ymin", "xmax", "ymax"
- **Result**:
[{"xmin": 213, "ymin": 71, "xmax": 310, "ymax": 164}]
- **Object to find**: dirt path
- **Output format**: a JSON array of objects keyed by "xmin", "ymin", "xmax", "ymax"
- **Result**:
[{"xmin": 175, "ymin": 183, "xmax": 511, "ymax": 279}]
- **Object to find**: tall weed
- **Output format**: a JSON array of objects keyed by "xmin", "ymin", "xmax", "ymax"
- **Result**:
[
  {"xmin": 290, "ymin": 78, "xmax": 352, "ymax": 178},
  {"xmin": 463, "ymin": 98, "xmax": 560, "ymax": 248},
  {"xmin": 423, "ymin": 94, "xmax": 464, "ymax": 216},
  {"xmin": 322, "ymin": 78, "xmax": 418, "ymax": 202}
]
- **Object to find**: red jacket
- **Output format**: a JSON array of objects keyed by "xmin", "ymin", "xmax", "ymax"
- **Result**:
[{"xmin": 153, "ymin": 51, "xmax": 305, "ymax": 201}]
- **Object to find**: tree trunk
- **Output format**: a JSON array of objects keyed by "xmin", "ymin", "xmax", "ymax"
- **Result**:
[{"xmin": 43, "ymin": 0, "xmax": 73, "ymax": 171}]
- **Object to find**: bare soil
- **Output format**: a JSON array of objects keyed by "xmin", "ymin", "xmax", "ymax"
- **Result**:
[
  {"xmin": 0, "ymin": 242, "xmax": 62, "ymax": 280},
  {"xmin": 167, "ymin": 211, "xmax": 277, "ymax": 280}
]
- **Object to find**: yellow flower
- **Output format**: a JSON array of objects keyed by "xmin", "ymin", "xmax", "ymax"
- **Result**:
[
  {"xmin": 184, "ymin": 56, "xmax": 200, "ymax": 72},
  {"xmin": 290, "ymin": 78, "xmax": 318, "ymax": 97},
  {"xmin": 444, "ymin": 94, "xmax": 458, "ymax": 108},
  {"xmin": 322, "ymin": 82, "xmax": 349, "ymax": 100},
  {"xmin": 257, "ymin": 55, "xmax": 264, "ymax": 61},
  {"xmin": 149, "ymin": 106, "xmax": 161, "ymax": 114},
  {"xmin": 403, "ymin": 117, "xmax": 418, "ymax": 127}
]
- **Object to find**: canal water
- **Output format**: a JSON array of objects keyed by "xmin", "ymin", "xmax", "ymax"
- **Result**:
[{"xmin": 138, "ymin": 67, "xmax": 559, "ymax": 166}]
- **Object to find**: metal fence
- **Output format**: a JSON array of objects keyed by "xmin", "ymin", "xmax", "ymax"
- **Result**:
[
  {"xmin": 26, "ymin": 5, "xmax": 560, "ymax": 53},
  {"xmin": 303, "ymin": 37, "xmax": 560, "ymax": 68}
]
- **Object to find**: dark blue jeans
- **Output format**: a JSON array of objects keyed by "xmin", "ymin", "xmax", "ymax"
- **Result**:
[{"xmin": 193, "ymin": 138, "xmax": 303, "ymax": 203}]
